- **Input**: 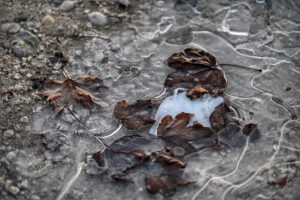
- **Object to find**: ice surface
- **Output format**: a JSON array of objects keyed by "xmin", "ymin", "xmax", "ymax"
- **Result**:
[
  {"xmin": 23, "ymin": 0, "xmax": 300, "ymax": 199},
  {"xmin": 150, "ymin": 89, "xmax": 224, "ymax": 135}
]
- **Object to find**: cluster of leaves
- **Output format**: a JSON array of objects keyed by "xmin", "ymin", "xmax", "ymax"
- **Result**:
[
  {"xmin": 91, "ymin": 49, "xmax": 236, "ymax": 196},
  {"xmin": 38, "ymin": 48, "xmax": 258, "ymax": 196}
]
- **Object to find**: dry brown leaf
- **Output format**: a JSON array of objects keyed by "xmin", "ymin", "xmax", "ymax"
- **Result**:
[
  {"xmin": 271, "ymin": 176, "xmax": 288, "ymax": 187},
  {"xmin": 165, "ymin": 69, "xmax": 226, "ymax": 98},
  {"xmin": 114, "ymin": 100, "xmax": 155, "ymax": 130},
  {"xmin": 152, "ymin": 151, "xmax": 187, "ymax": 168},
  {"xmin": 167, "ymin": 48, "xmax": 216, "ymax": 70},
  {"xmin": 37, "ymin": 68, "xmax": 105, "ymax": 116},
  {"xmin": 242, "ymin": 123, "xmax": 257, "ymax": 136},
  {"xmin": 209, "ymin": 100, "xmax": 231, "ymax": 132},
  {"xmin": 186, "ymin": 84, "xmax": 208, "ymax": 99}
]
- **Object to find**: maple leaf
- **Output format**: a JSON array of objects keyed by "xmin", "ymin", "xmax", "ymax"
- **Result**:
[{"xmin": 37, "ymin": 68, "xmax": 105, "ymax": 117}]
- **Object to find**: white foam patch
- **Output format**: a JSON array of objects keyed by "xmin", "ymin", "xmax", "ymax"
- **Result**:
[{"xmin": 150, "ymin": 89, "xmax": 224, "ymax": 135}]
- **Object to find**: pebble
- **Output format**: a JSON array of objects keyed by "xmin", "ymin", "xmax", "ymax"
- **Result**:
[
  {"xmin": 9, "ymin": 186, "xmax": 20, "ymax": 195},
  {"xmin": 11, "ymin": 31, "xmax": 39, "ymax": 58},
  {"xmin": 0, "ymin": 23, "xmax": 21, "ymax": 34},
  {"xmin": 42, "ymin": 15, "xmax": 55, "ymax": 26},
  {"xmin": 111, "ymin": 43, "xmax": 120, "ymax": 51},
  {"xmin": 5, "ymin": 180, "xmax": 12, "ymax": 189},
  {"xmin": 0, "ymin": 177, "xmax": 5, "ymax": 185},
  {"xmin": 4, "ymin": 129, "xmax": 14, "ymax": 138},
  {"xmin": 20, "ymin": 116, "xmax": 29, "ymax": 123},
  {"xmin": 118, "ymin": 0, "xmax": 130, "ymax": 7},
  {"xmin": 60, "ymin": 1, "xmax": 75, "ymax": 12},
  {"xmin": 31, "ymin": 195, "xmax": 40, "ymax": 200},
  {"xmin": 87, "ymin": 12, "xmax": 107, "ymax": 26},
  {"xmin": 6, "ymin": 151, "xmax": 17, "ymax": 161}
]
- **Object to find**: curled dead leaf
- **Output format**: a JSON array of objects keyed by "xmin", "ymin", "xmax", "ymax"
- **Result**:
[
  {"xmin": 209, "ymin": 100, "xmax": 231, "ymax": 132},
  {"xmin": 186, "ymin": 84, "xmax": 208, "ymax": 99},
  {"xmin": 122, "ymin": 115, "xmax": 155, "ymax": 130},
  {"xmin": 243, "ymin": 123, "xmax": 257, "ymax": 136},
  {"xmin": 114, "ymin": 100, "xmax": 153, "ymax": 119},
  {"xmin": 92, "ymin": 152, "xmax": 105, "ymax": 167},
  {"xmin": 114, "ymin": 100, "xmax": 155, "ymax": 130},
  {"xmin": 167, "ymin": 48, "xmax": 216, "ymax": 70},
  {"xmin": 37, "ymin": 68, "xmax": 105, "ymax": 116},
  {"xmin": 271, "ymin": 176, "xmax": 288, "ymax": 187},
  {"xmin": 157, "ymin": 112, "xmax": 214, "ymax": 155},
  {"xmin": 164, "ymin": 69, "xmax": 226, "ymax": 98},
  {"xmin": 152, "ymin": 151, "xmax": 186, "ymax": 168}
]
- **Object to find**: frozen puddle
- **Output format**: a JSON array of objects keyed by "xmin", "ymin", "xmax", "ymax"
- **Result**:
[{"xmin": 23, "ymin": 0, "xmax": 300, "ymax": 199}]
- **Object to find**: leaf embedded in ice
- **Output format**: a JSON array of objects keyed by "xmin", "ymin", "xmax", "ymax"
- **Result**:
[
  {"xmin": 209, "ymin": 99, "xmax": 231, "ymax": 132},
  {"xmin": 165, "ymin": 68, "xmax": 227, "ymax": 98},
  {"xmin": 167, "ymin": 48, "xmax": 216, "ymax": 70},
  {"xmin": 114, "ymin": 100, "xmax": 155, "ymax": 130},
  {"xmin": 37, "ymin": 68, "xmax": 105, "ymax": 117}
]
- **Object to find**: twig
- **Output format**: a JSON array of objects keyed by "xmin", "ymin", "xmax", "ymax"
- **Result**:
[
  {"xmin": 67, "ymin": 107, "xmax": 110, "ymax": 149},
  {"xmin": 218, "ymin": 63, "xmax": 262, "ymax": 72}
]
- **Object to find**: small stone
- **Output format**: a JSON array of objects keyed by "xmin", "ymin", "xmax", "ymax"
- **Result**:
[
  {"xmin": 9, "ymin": 186, "xmax": 20, "ymax": 195},
  {"xmin": 60, "ymin": 1, "xmax": 75, "ymax": 12},
  {"xmin": 20, "ymin": 116, "xmax": 29, "ymax": 123},
  {"xmin": 4, "ymin": 129, "xmax": 14, "ymax": 138},
  {"xmin": 87, "ymin": 12, "xmax": 107, "ymax": 26},
  {"xmin": 1, "ymin": 23, "xmax": 20, "ymax": 34},
  {"xmin": 0, "ymin": 177, "xmax": 5, "ymax": 185},
  {"xmin": 6, "ymin": 151, "xmax": 17, "ymax": 161},
  {"xmin": 20, "ymin": 180, "xmax": 29, "ymax": 189},
  {"xmin": 13, "ymin": 73, "xmax": 22, "ymax": 80},
  {"xmin": 111, "ymin": 43, "xmax": 120, "ymax": 51},
  {"xmin": 31, "ymin": 195, "xmax": 40, "ymax": 200},
  {"xmin": 11, "ymin": 31, "xmax": 39, "ymax": 58},
  {"xmin": 5, "ymin": 180, "xmax": 12, "ymax": 189},
  {"xmin": 118, "ymin": 0, "xmax": 130, "ymax": 7},
  {"xmin": 42, "ymin": 15, "xmax": 55, "ymax": 26}
]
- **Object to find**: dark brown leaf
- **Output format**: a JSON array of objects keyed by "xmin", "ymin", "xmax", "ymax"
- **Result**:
[
  {"xmin": 186, "ymin": 84, "xmax": 208, "ymax": 99},
  {"xmin": 152, "ymin": 151, "xmax": 186, "ymax": 168},
  {"xmin": 167, "ymin": 48, "xmax": 216, "ymax": 70},
  {"xmin": 209, "ymin": 100, "xmax": 231, "ymax": 132},
  {"xmin": 145, "ymin": 176, "xmax": 173, "ymax": 194},
  {"xmin": 92, "ymin": 152, "xmax": 105, "ymax": 167},
  {"xmin": 37, "ymin": 68, "xmax": 104, "ymax": 116},
  {"xmin": 165, "ymin": 69, "xmax": 226, "ymax": 98},
  {"xmin": 114, "ymin": 100, "xmax": 155, "ymax": 130},
  {"xmin": 122, "ymin": 115, "xmax": 155, "ymax": 130},
  {"xmin": 271, "ymin": 176, "xmax": 288, "ymax": 187},
  {"xmin": 157, "ymin": 113, "xmax": 214, "ymax": 155},
  {"xmin": 243, "ymin": 123, "xmax": 257, "ymax": 136},
  {"xmin": 114, "ymin": 100, "xmax": 153, "ymax": 119},
  {"xmin": 158, "ymin": 113, "xmax": 213, "ymax": 140},
  {"xmin": 111, "ymin": 174, "xmax": 134, "ymax": 184}
]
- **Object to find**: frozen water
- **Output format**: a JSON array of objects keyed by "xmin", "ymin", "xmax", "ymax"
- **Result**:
[
  {"xmin": 22, "ymin": 0, "xmax": 300, "ymax": 199},
  {"xmin": 150, "ymin": 89, "xmax": 224, "ymax": 135}
]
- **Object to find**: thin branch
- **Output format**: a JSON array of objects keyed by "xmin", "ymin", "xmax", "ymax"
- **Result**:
[
  {"xmin": 218, "ymin": 63, "xmax": 262, "ymax": 72},
  {"xmin": 67, "ymin": 107, "xmax": 110, "ymax": 149}
]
